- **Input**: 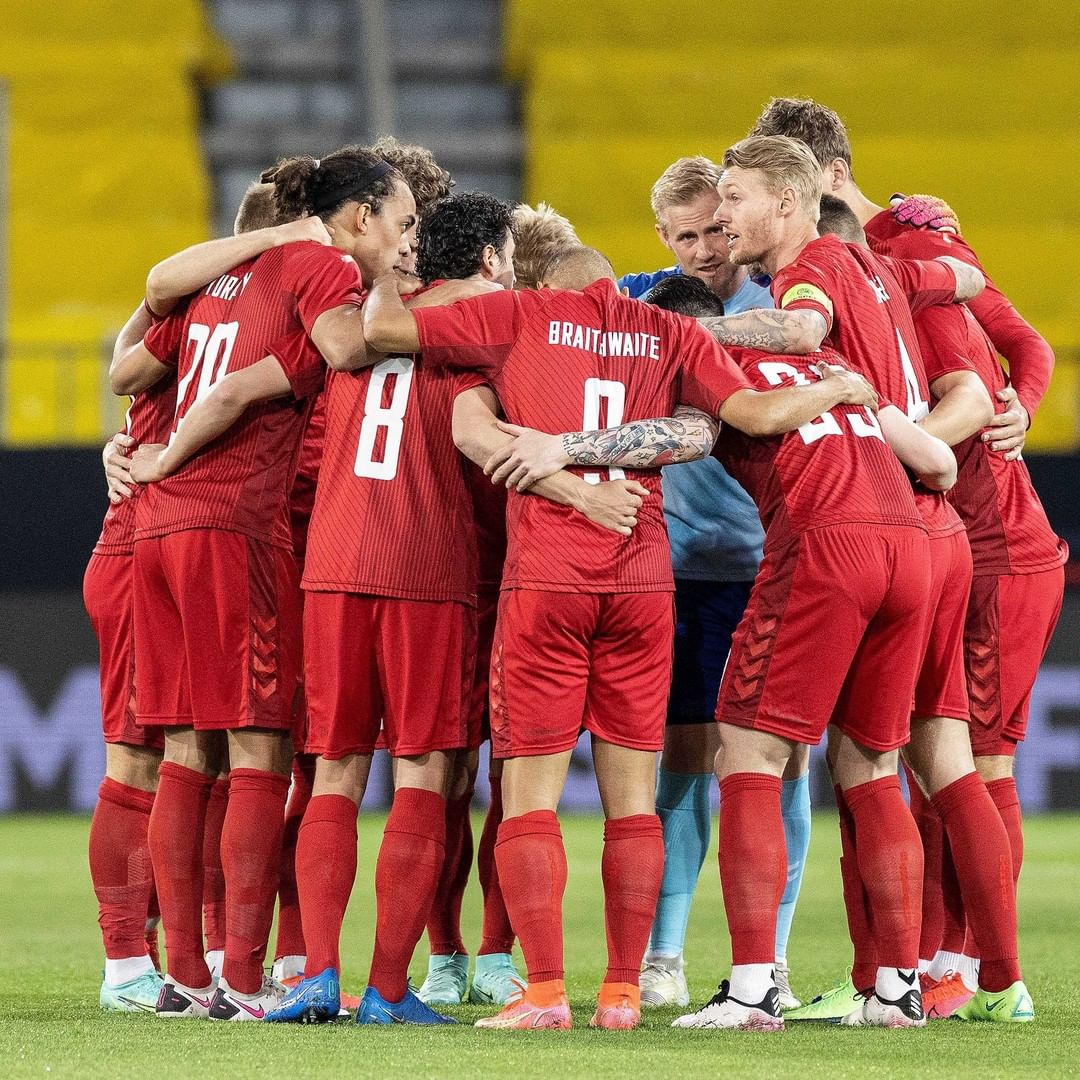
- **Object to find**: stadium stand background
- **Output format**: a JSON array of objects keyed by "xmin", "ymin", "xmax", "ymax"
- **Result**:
[{"xmin": 0, "ymin": 0, "xmax": 1076, "ymax": 812}]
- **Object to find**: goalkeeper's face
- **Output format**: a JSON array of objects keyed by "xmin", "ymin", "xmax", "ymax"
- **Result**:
[{"xmin": 714, "ymin": 167, "xmax": 782, "ymax": 267}]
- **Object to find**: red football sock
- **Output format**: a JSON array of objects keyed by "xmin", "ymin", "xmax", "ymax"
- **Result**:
[
  {"xmin": 985, "ymin": 777, "xmax": 1024, "ymax": 890},
  {"xmin": 478, "ymin": 773, "xmax": 514, "ymax": 956},
  {"xmin": 220, "ymin": 768, "xmax": 290, "ymax": 995},
  {"xmin": 274, "ymin": 755, "xmax": 314, "ymax": 961},
  {"xmin": 202, "ymin": 777, "xmax": 229, "ymax": 954},
  {"xmin": 843, "ymin": 776, "xmax": 923, "ymax": 972},
  {"xmin": 426, "ymin": 782, "xmax": 475, "ymax": 956},
  {"xmin": 904, "ymin": 763, "xmax": 944, "ymax": 961},
  {"xmin": 719, "ymin": 773, "xmax": 785, "ymax": 967},
  {"xmin": 495, "ymin": 810, "xmax": 566, "ymax": 982},
  {"xmin": 89, "ymin": 778, "xmax": 155, "ymax": 960},
  {"xmin": 602, "ymin": 814, "xmax": 663, "ymax": 985},
  {"xmin": 835, "ymin": 783, "xmax": 877, "ymax": 990},
  {"xmin": 148, "ymin": 762, "xmax": 215, "ymax": 988},
  {"xmin": 296, "ymin": 793, "xmax": 358, "ymax": 977},
  {"xmin": 932, "ymin": 773, "xmax": 1020, "ymax": 992},
  {"xmin": 939, "ymin": 836, "xmax": 968, "ymax": 955},
  {"xmin": 368, "ymin": 787, "xmax": 447, "ymax": 1001}
]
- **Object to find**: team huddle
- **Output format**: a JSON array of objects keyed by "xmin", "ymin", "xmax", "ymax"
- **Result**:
[{"xmin": 84, "ymin": 96, "xmax": 1066, "ymax": 1032}]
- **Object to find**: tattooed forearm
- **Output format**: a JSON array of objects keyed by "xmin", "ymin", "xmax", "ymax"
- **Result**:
[
  {"xmin": 698, "ymin": 309, "xmax": 825, "ymax": 354},
  {"xmin": 561, "ymin": 406, "xmax": 718, "ymax": 469}
]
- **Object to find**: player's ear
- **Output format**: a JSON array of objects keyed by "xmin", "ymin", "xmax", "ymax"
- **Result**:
[
  {"xmin": 655, "ymin": 221, "xmax": 671, "ymax": 251},
  {"xmin": 828, "ymin": 158, "xmax": 849, "ymax": 191},
  {"xmin": 354, "ymin": 202, "xmax": 373, "ymax": 234}
]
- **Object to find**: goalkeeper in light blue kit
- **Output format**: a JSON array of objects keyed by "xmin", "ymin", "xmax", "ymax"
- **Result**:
[{"xmin": 620, "ymin": 156, "xmax": 811, "ymax": 1011}]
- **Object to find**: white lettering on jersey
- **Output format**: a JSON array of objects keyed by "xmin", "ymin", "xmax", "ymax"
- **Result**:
[
  {"xmin": 206, "ymin": 272, "xmax": 252, "ymax": 302},
  {"xmin": 867, "ymin": 274, "xmax": 891, "ymax": 304},
  {"xmin": 545, "ymin": 321, "xmax": 661, "ymax": 361}
]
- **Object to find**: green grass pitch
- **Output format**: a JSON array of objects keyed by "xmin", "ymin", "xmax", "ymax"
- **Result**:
[{"xmin": 1, "ymin": 812, "xmax": 1077, "ymax": 1079}]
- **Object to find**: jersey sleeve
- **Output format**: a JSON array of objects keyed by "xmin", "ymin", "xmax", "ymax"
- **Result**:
[
  {"xmin": 676, "ymin": 319, "xmax": 752, "ymax": 415},
  {"xmin": 771, "ymin": 262, "xmax": 835, "ymax": 335},
  {"xmin": 413, "ymin": 289, "xmax": 534, "ymax": 375},
  {"xmin": 283, "ymin": 243, "xmax": 365, "ymax": 333},
  {"xmin": 141, "ymin": 304, "xmax": 190, "ymax": 368},
  {"xmin": 267, "ymin": 328, "xmax": 327, "ymax": 400},
  {"xmin": 874, "ymin": 252, "xmax": 958, "ymax": 316}
]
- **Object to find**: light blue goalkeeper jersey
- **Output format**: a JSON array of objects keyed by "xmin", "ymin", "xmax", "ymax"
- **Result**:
[{"xmin": 616, "ymin": 267, "xmax": 771, "ymax": 582}]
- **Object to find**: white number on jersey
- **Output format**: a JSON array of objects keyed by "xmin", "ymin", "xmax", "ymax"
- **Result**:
[
  {"xmin": 757, "ymin": 361, "xmax": 884, "ymax": 444},
  {"xmin": 896, "ymin": 329, "xmax": 930, "ymax": 422},
  {"xmin": 582, "ymin": 378, "xmax": 626, "ymax": 483},
  {"xmin": 173, "ymin": 321, "xmax": 239, "ymax": 437},
  {"xmin": 354, "ymin": 356, "xmax": 415, "ymax": 480}
]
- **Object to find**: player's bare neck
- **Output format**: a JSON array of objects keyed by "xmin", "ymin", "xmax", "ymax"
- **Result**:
[
  {"xmin": 768, "ymin": 223, "xmax": 820, "ymax": 276},
  {"xmin": 840, "ymin": 183, "xmax": 882, "ymax": 227}
]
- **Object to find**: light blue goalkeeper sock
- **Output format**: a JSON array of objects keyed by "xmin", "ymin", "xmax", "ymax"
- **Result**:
[
  {"xmin": 775, "ymin": 771, "xmax": 811, "ymax": 960},
  {"xmin": 648, "ymin": 767, "xmax": 713, "ymax": 957}
]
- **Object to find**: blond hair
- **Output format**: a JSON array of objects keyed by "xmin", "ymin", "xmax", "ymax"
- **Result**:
[
  {"xmin": 233, "ymin": 182, "xmax": 285, "ymax": 235},
  {"xmin": 722, "ymin": 136, "xmax": 822, "ymax": 220},
  {"xmin": 650, "ymin": 156, "xmax": 723, "ymax": 220},
  {"xmin": 511, "ymin": 201, "xmax": 579, "ymax": 289},
  {"xmin": 541, "ymin": 246, "xmax": 615, "ymax": 290}
]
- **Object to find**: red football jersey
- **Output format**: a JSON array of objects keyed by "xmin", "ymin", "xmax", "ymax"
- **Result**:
[
  {"xmin": 94, "ymin": 377, "xmax": 178, "ymax": 556},
  {"xmin": 413, "ymin": 278, "xmax": 751, "ymax": 593},
  {"xmin": 772, "ymin": 234, "xmax": 964, "ymax": 539},
  {"xmin": 289, "ymin": 388, "xmax": 326, "ymax": 562},
  {"xmin": 714, "ymin": 346, "xmax": 923, "ymax": 550},
  {"xmin": 301, "ymin": 344, "xmax": 481, "ymax": 604},
  {"xmin": 466, "ymin": 458, "xmax": 508, "ymax": 594},
  {"xmin": 865, "ymin": 211, "xmax": 1054, "ymax": 419},
  {"xmin": 862, "ymin": 223, "xmax": 1066, "ymax": 575},
  {"xmin": 136, "ymin": 241, "xmax": 359, "ymax": 550}
]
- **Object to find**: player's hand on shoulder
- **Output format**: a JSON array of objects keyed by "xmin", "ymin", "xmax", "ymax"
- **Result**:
[
  {"xmin": 103, "ymin": 433, "xmax": 136, "ymax": 503},
  {"xmin": 814, "ymin": 360, "xmax": 879, "ymax": 411},
  {"xmin": 275, "ymin": 216, "xmax": 333, "ymax": 246},
  {"xmin": 486, "ymin": 421, "xmax": 568, "ymax": 490},
  {"xmin": 982, "ymin": 384, "xmax": 1028, "ymax": 460},
  {"xmin": 129, "ymin": 443, "xmax": 170, "ymax": 484},
  {"xmin": 578, "ymin": 479, "xmax": 649, "ymax": 537},
  {"xmin": 889, "ymin": 193, "xmax": 961, "ymax": 235}
]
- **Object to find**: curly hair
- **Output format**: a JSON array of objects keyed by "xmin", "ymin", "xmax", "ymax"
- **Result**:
[
  {"xmin": 511, "ymin": 202, "xmax": 579, "ymax": 288},
  {"xmin": 261, "ymin": 144, "xmax": 402, "ymax": 221},
  {"xmin": 643, "ymin": 274, "xmax": 725, "ymax": 318},
  {"xmin": 370, "ymin": 135, "xmax": 453, "ymax": 217},
  {"xmin": 416, "ymin": 192, "xmax": 515, "ymax": 285}
]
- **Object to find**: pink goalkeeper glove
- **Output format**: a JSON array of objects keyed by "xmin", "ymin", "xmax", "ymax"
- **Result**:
[{"xmin": 890, "ymin": 193, "xmax": 961, "ymax": 234}]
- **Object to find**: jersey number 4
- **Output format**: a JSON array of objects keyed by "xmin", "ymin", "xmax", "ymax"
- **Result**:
[{"xmin": 354, "ymin": 356, "xmax": 415, "ymax": 480}]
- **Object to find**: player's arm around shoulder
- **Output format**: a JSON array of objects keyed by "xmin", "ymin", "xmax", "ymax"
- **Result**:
[
  {"xmin": 359, "ymin": 271, "xmax": 422, "ymax": 357},
  {"xmin": 698, "ymin": 308, "xmax": 827, "ymax": 354},
  {"xmin": 921, "ymin": 369, "xmax": 995, "ymax": 446},
  {"xmin": 936, "ymin": 256, "xmax": 985, "ymax": 302},
  {"xmin": 109, "ymin": 303, "xmax": 172, "ymax": 396},
  {"xmin": 878, "ymin": 404, "xmax": 957, "ymax": 492},
  {"xmin": 129, "ymin": 356, "xmax": 293, "ymax": 483},
  {"xmin": 719, "ymin": 360, "xmax": 878, "ymax": 437}
]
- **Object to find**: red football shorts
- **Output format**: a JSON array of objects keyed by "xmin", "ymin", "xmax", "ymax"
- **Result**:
[
  {"xmin": 489, "ymin": 589, "xmax": 675, "ymax": 759},
  {"xmin": 718, "ymin": 524, "xmax": 931, "ymax": 752},
  {"xmin": 913, "ymin": 530, "xmax": 973, "ymax": 722},
  {"xmin": 469, "ymin": 589, "xmax": 500, "ymax": 749},
  {"xmin": 83, "ymin": 552, "xmax": 163, "ymax": 749},
  {"xmin": 965, "ymin": 565, "xmax": 1065, "ymax": 757},
  {"xmin": 133, "ymin": 530, "xmax": 301, "ymax": 731},
  {"xmin": 303, "ymin": 592, "xmax": 476, "ymax": 759}
]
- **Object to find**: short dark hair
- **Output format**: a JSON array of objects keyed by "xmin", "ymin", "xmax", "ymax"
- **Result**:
[
  {"xmin": 817, "ymin": 194, "xmax": 865, "ymax": 244},
  {"xmin": 644, "ymin": 274, "xmax": 726, "ymax": 318},
  {"xmin": 416, "ymin": 192, "xmax": 514, "ymax": 284},
  {"xmin": 750, "ymin": 97, "xmax": 853, "ymax": 173},
  {"xmin": 262, "ymin": 144, "xmax": 402, "ymax": 221}
]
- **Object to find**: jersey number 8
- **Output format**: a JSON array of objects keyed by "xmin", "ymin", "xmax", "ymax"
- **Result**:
[{"xmin": 354, "ymin": 356, "xmax": 415, "ymax": 480}]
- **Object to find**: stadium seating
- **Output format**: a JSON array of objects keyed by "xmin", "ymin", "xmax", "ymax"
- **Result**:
[
  {"xmin": 0, "ymin": 1, "xmax": 229, "ymax": 444},
  {"xmin": 508, "ymin": 4, "xmax": 1080, "ymax": 450}
]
